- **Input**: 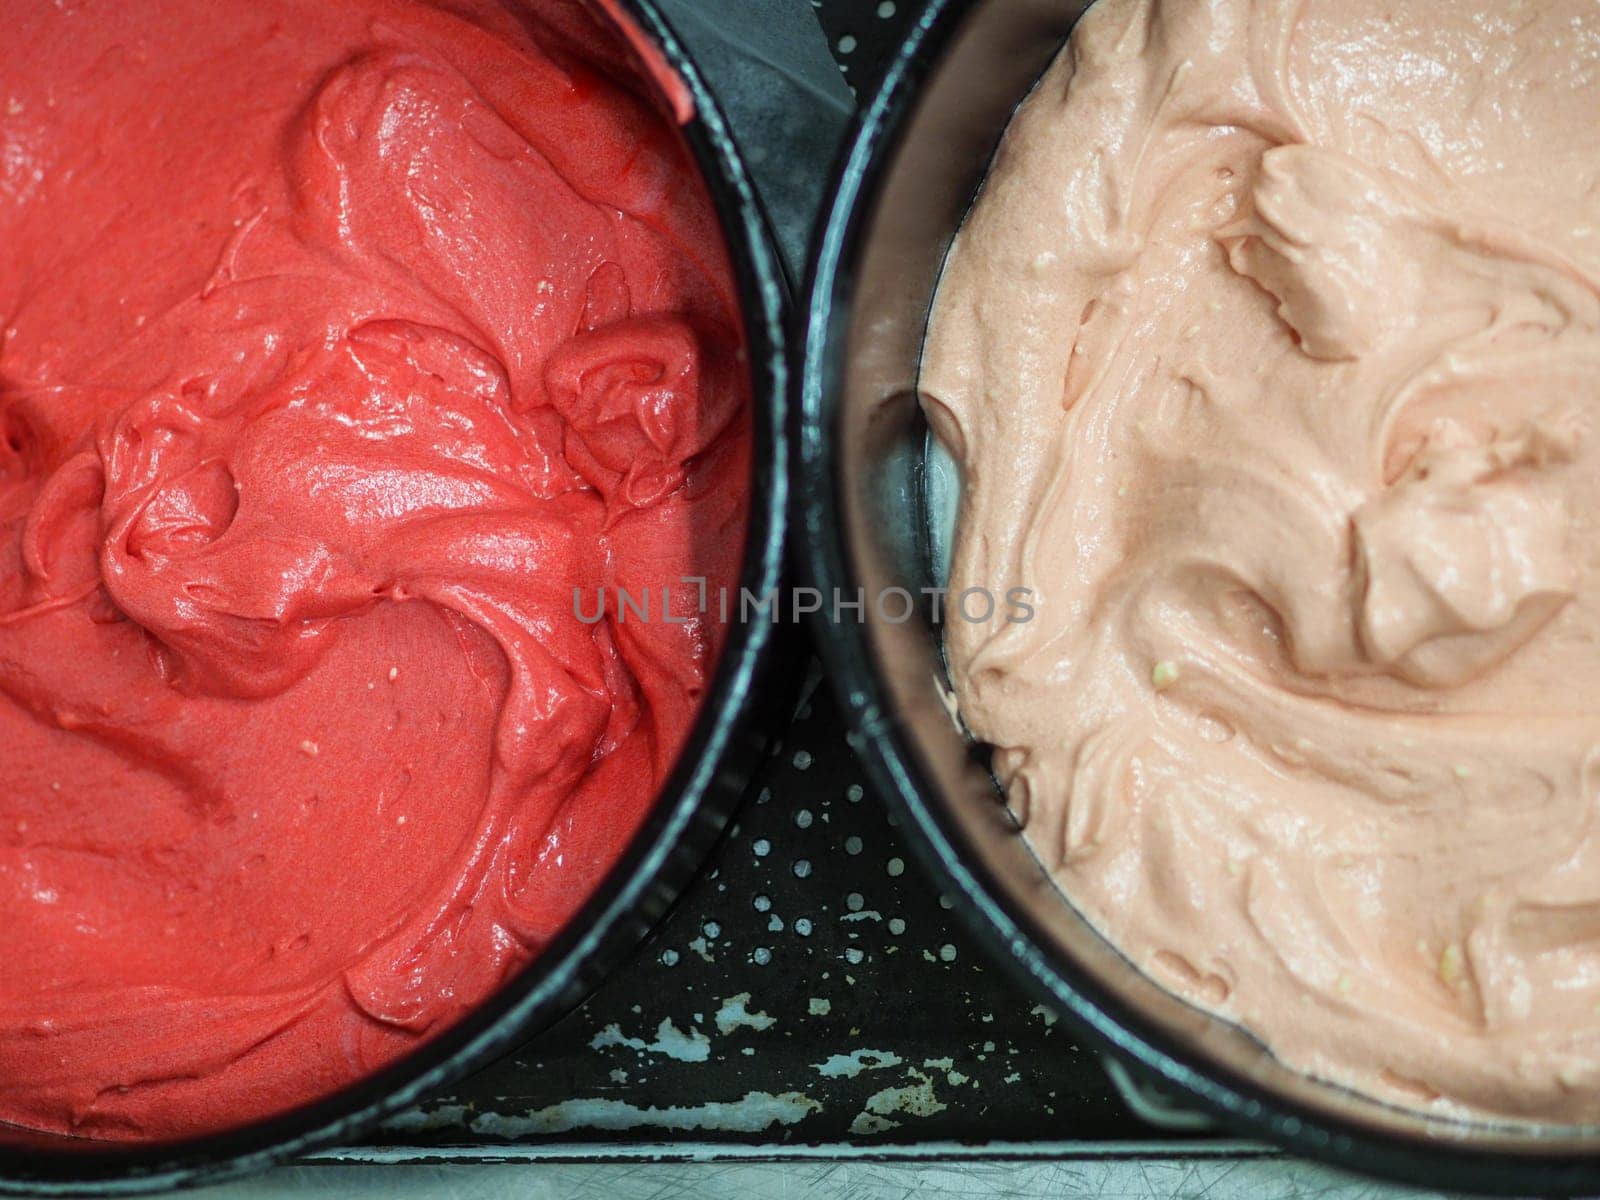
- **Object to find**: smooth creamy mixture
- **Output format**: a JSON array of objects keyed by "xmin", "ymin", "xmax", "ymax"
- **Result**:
[
  {"xmin": 923, "ymin": 0, "xmax": 1600, "ymax": 1120},
  {"xmin": 0, "ymin": 0, "xmax": 746, "ymax": 1138}
]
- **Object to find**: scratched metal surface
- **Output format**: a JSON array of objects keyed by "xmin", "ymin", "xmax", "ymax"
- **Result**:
[
  {"xmin": 200, "ymin": 1155, "xmax": 1450, "ymax": 1200},
  {"xmin": 287, "ymin": 660, "xmax": 1445, "ymax": 1190}
]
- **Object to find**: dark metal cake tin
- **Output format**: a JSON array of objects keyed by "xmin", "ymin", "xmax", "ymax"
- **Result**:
[
  {"xmin": 793, "ymin": 0, "xmax": 1600, "ymax": 1193},
  {"xmin": 0, "ymin": 0, "xmax": 790, "ymax": 1192}
]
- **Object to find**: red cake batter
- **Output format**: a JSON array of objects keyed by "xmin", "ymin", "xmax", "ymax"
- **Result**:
[{"xmin": 0, "ymin": 0, "xmax": 747, "ymax": 1139}]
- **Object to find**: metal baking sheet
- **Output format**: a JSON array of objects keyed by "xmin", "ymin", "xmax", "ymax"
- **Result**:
[{"xmin": 341, "ymin": 652, "xmax": 1178, "ymax": 1153}]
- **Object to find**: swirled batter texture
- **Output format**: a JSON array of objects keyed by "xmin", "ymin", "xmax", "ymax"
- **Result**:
[
  {"xmin": 0, "ymin": 0, "xmax": 746, "ymax": 1139},
  {"xmin": 924, "ymin": 0, "xmax": 1600, "ymax": 1120}
]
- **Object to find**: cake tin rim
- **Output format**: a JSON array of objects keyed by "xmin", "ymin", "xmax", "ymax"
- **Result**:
[
  {"xmin": 0, "ymin": 0, "xmax": 790, "ymax": 1191},
  {"xmin": 792, "ymin": 0, "xmax": 1600, "ymax": 1192}
]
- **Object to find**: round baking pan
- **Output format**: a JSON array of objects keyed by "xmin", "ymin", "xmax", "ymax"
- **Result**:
[
  {"xmin": 794, "ymin": 0, "xmax": 1600, "ymax": 1192},
  {"xmin": 0, "ymin": 0, "xmax": 789, "ymax": 1192}
]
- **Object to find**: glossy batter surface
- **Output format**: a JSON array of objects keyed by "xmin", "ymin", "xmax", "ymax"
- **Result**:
[
  {"xmin": 0, "ymin": 0, "xmax": 746, "ymax": 1138},
  {"xmin": 924, "ymin": 0, "xmax": 1600, "ymax": 1121}
]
